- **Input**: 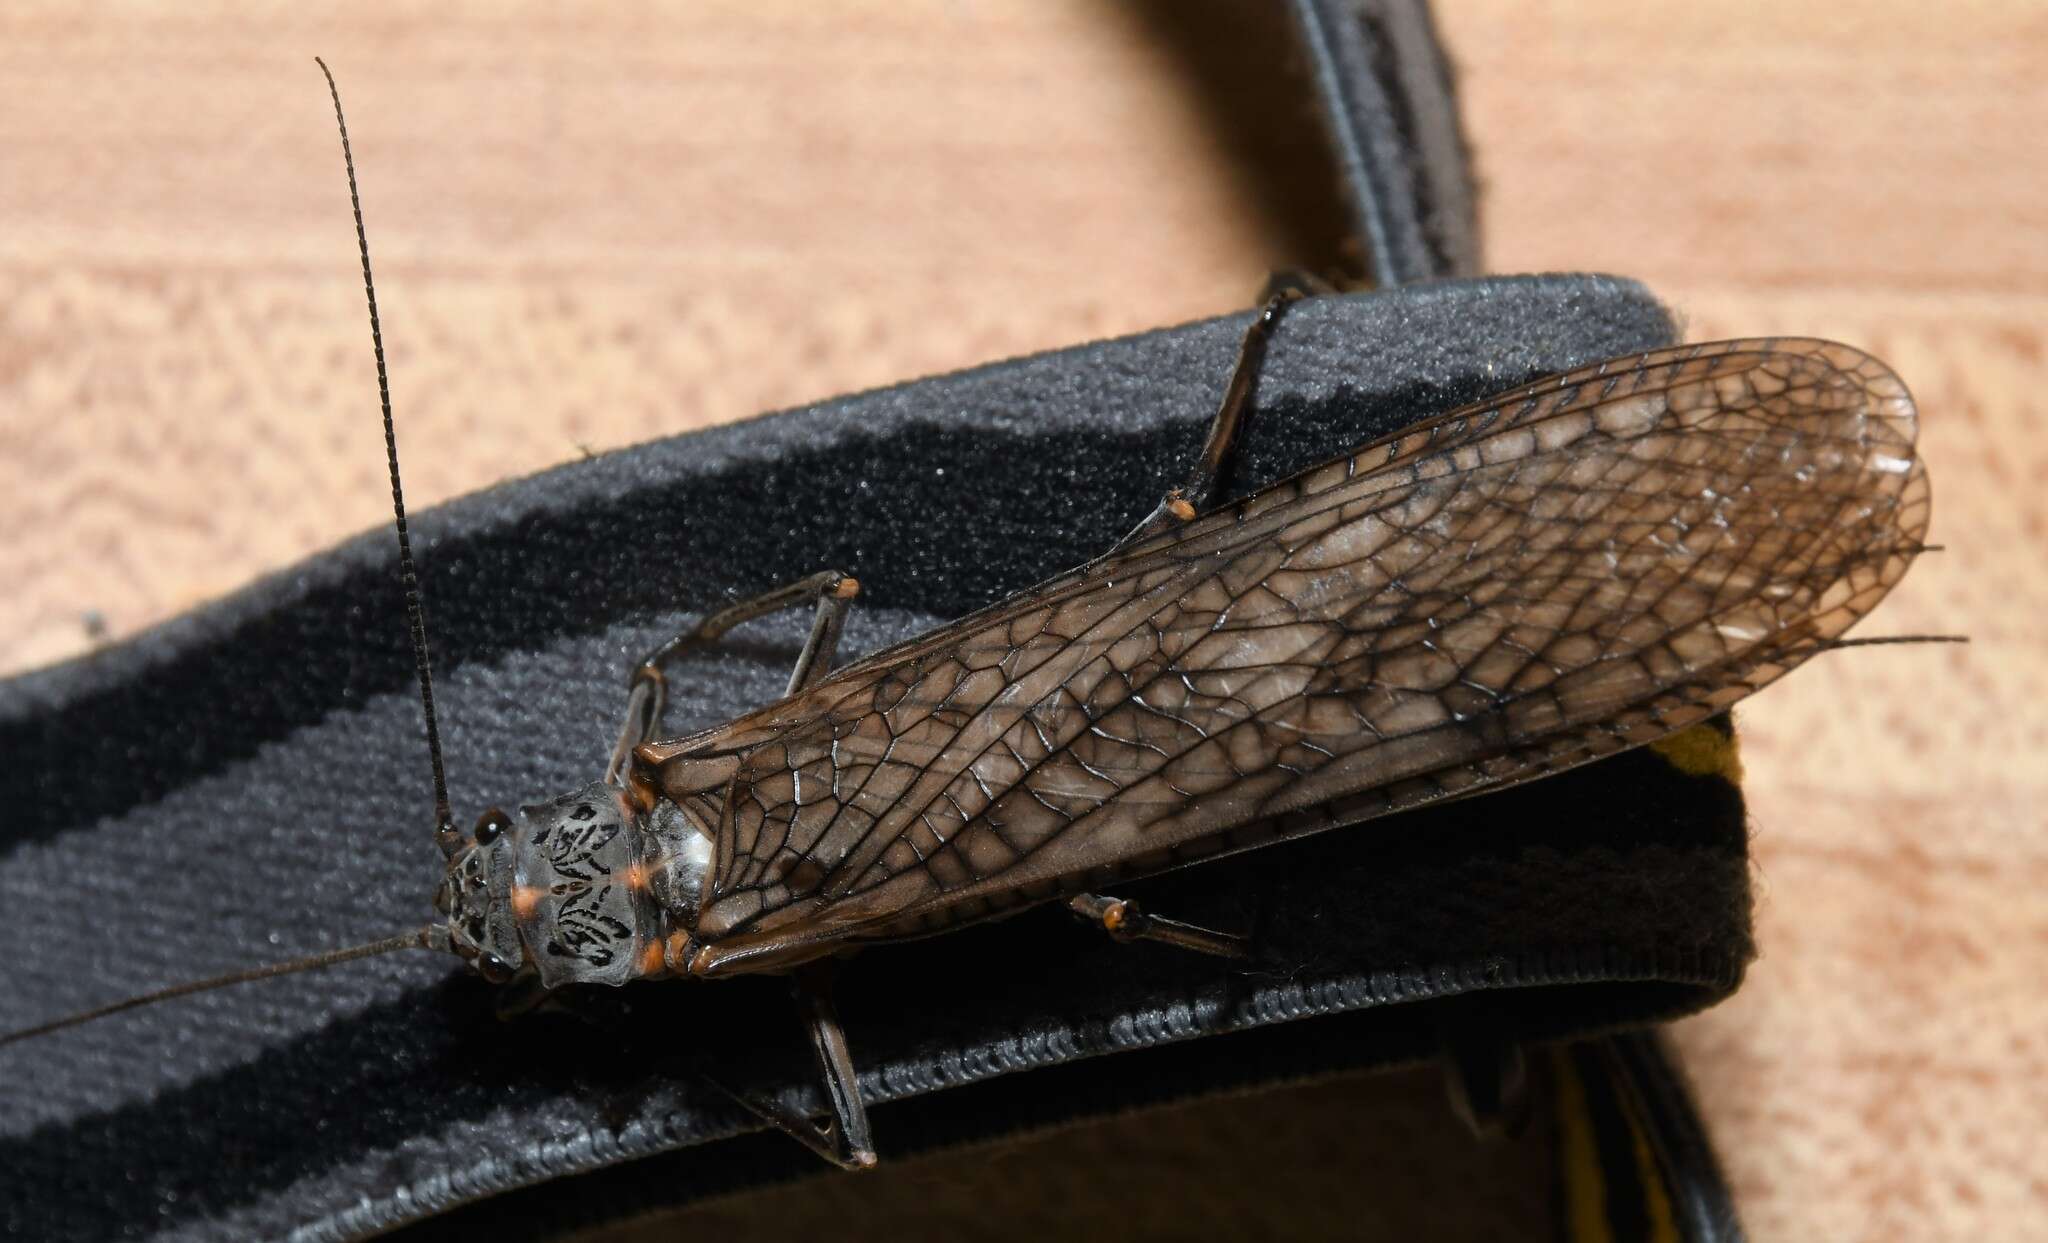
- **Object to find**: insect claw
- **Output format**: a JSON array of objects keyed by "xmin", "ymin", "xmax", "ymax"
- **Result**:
[
  {"xmin": 1068, "ymin": 892, "xmax": 1130, "ymax": 936},
  {"xmin": 1069, "ymin": 894, "xmax": 1251, "ymax": 960}
]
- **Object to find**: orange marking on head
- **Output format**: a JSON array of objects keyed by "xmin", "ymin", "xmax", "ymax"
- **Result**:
[
  {"xmin": 1102, "ymin": 902, "xmax": 1127, "ymax": 932},
  {"xmin": 836, "ymin": 576, "xmax": 862, "ymax": 600},
  {"xmin": 637, "ymin": 938, "xmax": 666, "ymax": 978},
  {"xmin": 612, "ymin": 787, "xmax": 640, "ymax": 821},
  {"xmin": 1167, "ymin": 497, "xmax": 1197, "ymax": 522},
  {"xmin": 510, "ymin": 885, "xmax": 544, "ymax": 920},
  {"xmin": 623, "ymin": 766, "xmax": 659, "ymax": 814}
]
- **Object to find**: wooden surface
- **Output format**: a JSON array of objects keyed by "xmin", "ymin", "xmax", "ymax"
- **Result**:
[{"xmin": 3, "ymin": 3, "xmax": 2042, "ymax": 1238}]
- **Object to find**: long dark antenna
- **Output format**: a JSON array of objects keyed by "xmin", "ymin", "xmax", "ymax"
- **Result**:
[
  {"xmin": 316, "ymin": 57, "xmax": 461, "ymax": 859},
  {"xmin": 0, "ymin": 930, "xmax": 432, "ymax": 1048}
]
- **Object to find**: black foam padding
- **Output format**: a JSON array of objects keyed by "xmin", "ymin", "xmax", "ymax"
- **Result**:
[{"xmin": 0, "ymin": 276, "xmax": 1747, "ymax": 1241}]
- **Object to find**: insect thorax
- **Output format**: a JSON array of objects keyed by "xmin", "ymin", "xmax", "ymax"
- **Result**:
[{"xmin": 503, "ymin": 782, "xmax": 712, "ymax": 988}]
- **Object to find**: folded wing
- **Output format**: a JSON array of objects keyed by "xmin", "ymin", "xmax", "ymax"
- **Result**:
[{"xmin": 652, "ymin": 339, "xmax": 1927, "ymax": 970}]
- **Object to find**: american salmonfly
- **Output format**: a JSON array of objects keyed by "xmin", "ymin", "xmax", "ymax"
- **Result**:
[{"xmin": 0, "ymin": 61, "xmax": 1934, "ymax": 1169}]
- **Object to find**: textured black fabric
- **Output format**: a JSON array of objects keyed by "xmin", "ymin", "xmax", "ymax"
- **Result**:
[{"xmin": 0, "ymin": 276, "xmax": 1752, "ymax": 1241}]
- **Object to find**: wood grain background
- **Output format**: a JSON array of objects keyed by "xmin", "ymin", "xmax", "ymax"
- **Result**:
[{"xmin": 3, "ymin": 3, "xmax": 2041, "ymax": 1238}]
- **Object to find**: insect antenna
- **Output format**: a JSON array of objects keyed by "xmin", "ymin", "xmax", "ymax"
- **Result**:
[
  {"xmin": 0, "ymin": 930, "xmax": 433, "ymax": 1048},
  {"xmin": 0, "ymin": 64, "xmax": 465, "ymax": 1052},
  {"xmin": 315, "ymin": 57, "xmax": 462, "ymax": 859},
  {"xmin": 1812, "ymin": 544, "xmax": 1964, "ymax": 650}
]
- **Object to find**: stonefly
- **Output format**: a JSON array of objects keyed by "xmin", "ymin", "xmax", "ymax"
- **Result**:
[{"xmin": 1, "ymin": 61, "xmax": 1937, "ymax": 1169}]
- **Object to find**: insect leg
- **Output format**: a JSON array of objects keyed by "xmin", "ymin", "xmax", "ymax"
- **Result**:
[
  {"xmin": 637, "ymin": 569, "xmax": 861, "ymax": 693},
  {"xmin": 714, "ymin": 964, "xmax": 878, "ymax": 1169},
  {"xmin": 604, "ymin": 571, "xmax": 860, "ymax": 782},
  {"xmin": 1257, "ymin": 268, "xmax": 1336, "ymax": 301},
  {"xmin": 792, "ymin": 963, "xmax": 879, "ymax": 1168},
  {"xmin": 1440, "ymin": 1023, "xmax": 1531, "ymax": 1139},
  {"xmin": 1067, "ymin": 893, "xmax": 1250, "ymax": 960},
  {"xmin": 1110, "ymin": 285, "xmax": 1308, "ymax": 554}
]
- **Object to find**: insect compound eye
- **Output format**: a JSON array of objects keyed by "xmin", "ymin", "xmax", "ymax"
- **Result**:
[
  {"xmin": 474, "ymin": 808, "xmax": 513, "ymax": 846},
  {"xmin": 476, "ymin": 952, "xmax": 515, "ymax": 984}
]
